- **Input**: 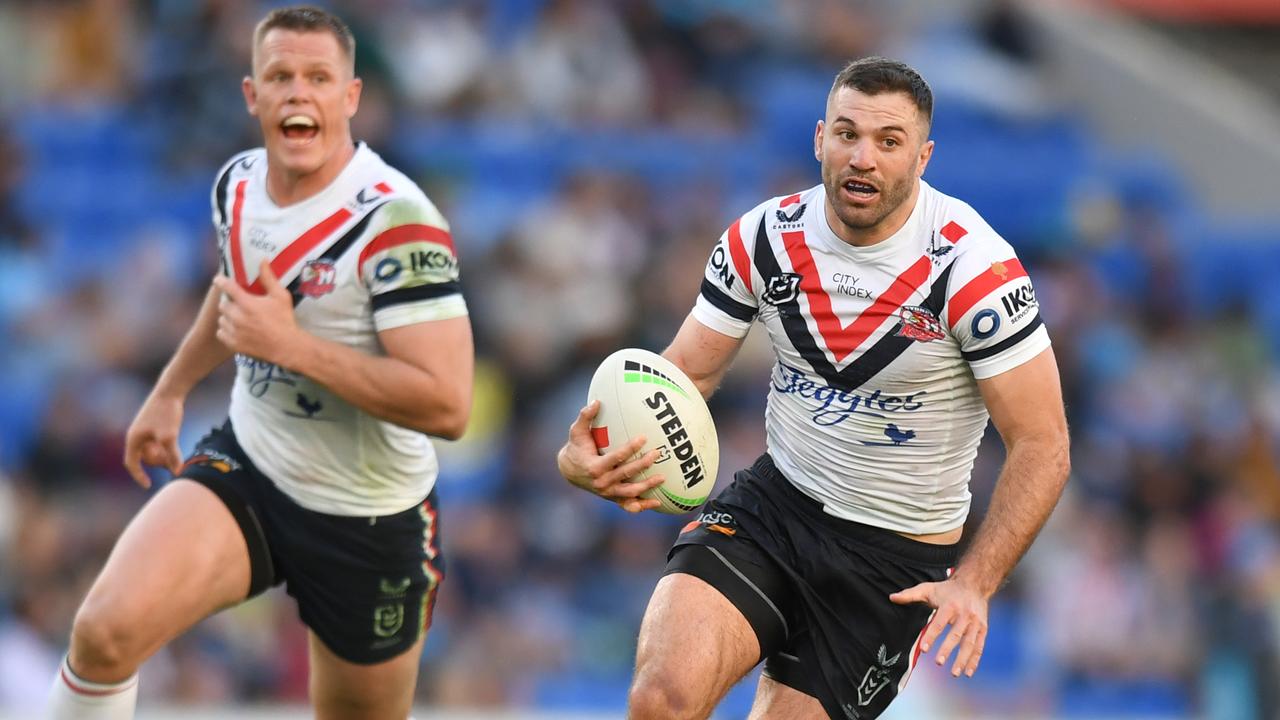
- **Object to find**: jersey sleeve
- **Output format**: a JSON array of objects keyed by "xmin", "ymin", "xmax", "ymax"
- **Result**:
[
  {"xmin": 944, "ymin": 234, "xmax": 1050, "ymax": 379},
  {"xmin": 691, "ymin": 212, "xmax": 760, "ymax": 338},
  {"xmin": 357, "ymin": 197, "xmax": 467, "ymax": 331}
]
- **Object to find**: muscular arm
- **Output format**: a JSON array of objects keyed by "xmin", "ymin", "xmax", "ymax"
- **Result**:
[
  {"xmin": 123, "ymin": 280, "xmax": 236, "ymax": 486},
  {"xmin": 954, "ymin": 347, "xmax": 1071, "ymax": 595},
  {"xmin": 661, "ymin": 314, "xmax": 747, "ymax": 400},
  {"xmin": 213, "ymin": 262, "xmax": 473, "ymax": 440},
  {"xmin": 890, "ymin": 346, "xmax": 1069, "ymax": 677},
  {"xmin": 284, "ymin": 316, "xmax": 474, "ymax": 439}
]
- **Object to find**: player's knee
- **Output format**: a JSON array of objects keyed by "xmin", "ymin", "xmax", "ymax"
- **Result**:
[
  {"xmin": 628, "ymin": 673, "xmax": 703, "ymax": 720},
  {"xmin": 68, "ymin": 600, "xmax": 141, "ymax": 680}
]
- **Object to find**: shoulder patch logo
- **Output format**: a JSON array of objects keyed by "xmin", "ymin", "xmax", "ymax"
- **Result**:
[{"xmin": 776, "ymin": 203, "xmax": 807, "ymax": 224}]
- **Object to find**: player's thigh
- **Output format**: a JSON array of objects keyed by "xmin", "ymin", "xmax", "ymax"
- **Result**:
[
  {"xmin": 631, "ymin": 572, "xmax": 761, "ymax": 717},
  {"xmin": 309, "ymin": 631, "xmax": 422, "ymax": 720},
  {"xmin": 747, "ymin": 673, "xmax": 826, "ymax": 720},
  {"xmin": 73, "ymin": 479, "xmax": 252, "ymax": 661}
]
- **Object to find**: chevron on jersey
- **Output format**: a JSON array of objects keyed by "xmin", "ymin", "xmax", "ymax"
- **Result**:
[
  {"xmin": 781, "ymin": 229, "xmax": 932, "ymax": 362},
  {"xmin": 284, "ymin": 200, "xmax": 391, "ymax": 306},
  {"xmin": 752, "ymin": 215, "xmax": 955, "ymax": 392}
]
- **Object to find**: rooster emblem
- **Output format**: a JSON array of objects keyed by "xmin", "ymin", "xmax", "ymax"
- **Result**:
[{"xmin": 884, "ymin": 424, "xmax": 915, "ymax": 445}]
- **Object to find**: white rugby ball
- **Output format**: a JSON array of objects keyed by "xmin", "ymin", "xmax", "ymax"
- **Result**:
[{"xmin": 587, "ymin": 348, "xmax": 719, "ymax": 514}]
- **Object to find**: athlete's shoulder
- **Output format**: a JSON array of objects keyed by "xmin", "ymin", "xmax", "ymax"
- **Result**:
[
  {"xmin": 210, "ymin": 148, "xmax": 265, "ymax": 224},
  {"xmin": 920, "ymin": 182, "xmax": 1013, "ymax": 262},
  {"xmin": 212, "ymin": 148, "xmax": 266, "ymax": 187},
  {"xmin": 729, "ymin": 184, "xmax": 823, "ymax": 243}
]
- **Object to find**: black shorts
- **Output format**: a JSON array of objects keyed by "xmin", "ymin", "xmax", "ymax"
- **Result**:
[
  {"xmin": 178, "ymin": 421, "xmax": 445, "ymax": 665},
  {"xmin": 666, "ymin": 454, "xmax": 958, "ymax": 720}
]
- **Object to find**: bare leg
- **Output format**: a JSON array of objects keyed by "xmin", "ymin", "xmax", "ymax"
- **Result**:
[
  {"xmin": 309, "ymin": 632, "xmax": 424, "ymax": 720},
  {"xmin": 628, "ymin": 573, "xmax": 762, "ymax": 720},
  {"xmin": 746, "ymin": 673, "xmax": 826, "ymax": 720},
  {"xmin": 68, "ymin": 479, "xmax": 253, "ymax": 681}
]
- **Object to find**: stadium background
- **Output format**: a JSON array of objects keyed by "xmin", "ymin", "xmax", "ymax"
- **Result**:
[{"xmin": 2, "ymin": 0, "xmax": 1279, "ymax": 718}]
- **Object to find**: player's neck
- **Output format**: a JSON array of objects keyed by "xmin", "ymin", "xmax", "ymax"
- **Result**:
[
  {"xmin": 265, "ymin": 140, "xmax": 357, "ymax": 207},
  {"xmin": 827, "ymin": 180, "xmax": 920, "ymax": 248}
]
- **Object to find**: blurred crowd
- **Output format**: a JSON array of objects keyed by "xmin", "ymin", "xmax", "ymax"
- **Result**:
[{"xmin": 1, "ymin": 0, "xmax": 1278, "ymax": 718}]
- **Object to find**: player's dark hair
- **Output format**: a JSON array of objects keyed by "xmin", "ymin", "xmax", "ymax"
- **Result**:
[
  {"xmin": 254, "ymin": 6, "xmax": 356, "ymax": 69},
  {"xmin": 829, "ymin": 57, "xmax": 933, "ymax": 129}
]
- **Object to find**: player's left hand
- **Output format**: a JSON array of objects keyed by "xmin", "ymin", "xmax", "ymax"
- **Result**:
[
  {"xmin": 213, "ymin": 260, "xmax": 301, "ymax": 367},
  {"xmin": 889, "ymin": 576, "xmax": 989, "ymax": 678}
]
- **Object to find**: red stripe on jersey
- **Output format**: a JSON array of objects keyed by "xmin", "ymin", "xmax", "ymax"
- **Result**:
[
  {"xmin": 940, "ymin": 221, "xmax": 968, "ymax": 244},
  {"xmin": 228, "ymin": 180, "xmax": 249, "ymax": 286},
  {"xmin": 375, "ymin": 181, "xmax": 392, "ymax": 193},
  {"xmin": 780, "ymin": 193, "xmax": 802, "ymax": 207},
  {"xmin": 357, "ymin": 224, "xmax": 455, "ymax": 276},
  {"xmin": 245, "ymin": 207, "xmax": 354, "ymax": 295},
  {"xmin": 727, "ymin": 217, "xmax": 752, "ymax": 294},
  {"xmin": 946, "ymin": 258, "xmax": 1027, "ymax": 326},
  {"xmin": 783, "ymin": 231, "xmax": 932, "ymax": 362}
]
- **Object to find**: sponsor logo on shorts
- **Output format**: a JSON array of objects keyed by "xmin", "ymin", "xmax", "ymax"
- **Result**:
[
  {"xmin": 182, "ymin": 450, "xmax": 241, "ymax": 474},
  {"xmin": 855, "ymin": 644, "xmax": 902, "ymax": 708}
]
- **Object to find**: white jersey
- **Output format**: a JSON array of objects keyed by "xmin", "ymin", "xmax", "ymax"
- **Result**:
[
  {"xmin": 692, "ymin": 181, "xmax": 1050, "ymax": 534},
  {"xmin": 210, "ymin": 143, "xmax": 467, "ymax": 516}
]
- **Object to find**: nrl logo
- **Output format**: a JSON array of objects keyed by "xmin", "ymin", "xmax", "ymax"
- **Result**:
[
  {"xmin": 856, "ymin": 644, "xmax": 902, "ymax": 707},
  {"xmin": 763, "ymin": 273, "xmax": 802, "ymax": 306}
]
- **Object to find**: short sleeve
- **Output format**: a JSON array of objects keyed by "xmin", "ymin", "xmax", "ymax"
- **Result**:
[
  {"xmin": 357, "ymin": 198, "xmax": 467, "ymax": 332},
  {"xmin": 946, "ymin": 247, "xmax": 1050, "ymax": 380},
  {"xmin": 691, "ymin": 214, "xmax": 759, "ymax": 338}
]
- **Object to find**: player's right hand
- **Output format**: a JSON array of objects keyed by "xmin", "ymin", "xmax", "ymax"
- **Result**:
[
  {"xmin": 557, "ymin": 400, "xmax": 665, "ymax": 513},
  {"xmin": 123, "ymin": 394, "xmax": 186, "ymax": 489}
]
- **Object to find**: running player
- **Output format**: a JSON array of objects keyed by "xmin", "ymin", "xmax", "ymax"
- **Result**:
[
  {"xmin": 45, "ymin": 7, "xmax": 472, "ymax": 719},
  {"xmin": 558, "ymin": 57, "xmax": 1070, "ymax": 719}
]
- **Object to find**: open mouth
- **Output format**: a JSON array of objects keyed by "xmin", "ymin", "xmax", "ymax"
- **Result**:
[
  {"xmin": 280, "ymin": 114, "xmax": 319, "ymax": 144},
  {"xmin": 843, "ymin": 178, "xmax": 879, "ymax": 200}
]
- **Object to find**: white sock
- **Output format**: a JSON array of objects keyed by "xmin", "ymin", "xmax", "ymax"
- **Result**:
[{"xmin": 45, "ymin": 655, "xmax": 138, "ymax": 719}]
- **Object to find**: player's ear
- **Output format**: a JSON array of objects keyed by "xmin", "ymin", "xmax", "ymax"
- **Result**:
[
  {"xmin": 814, "ymin": 120, "xmax": 825, "ymax": 163},
  {"xmin": 345, "ymin": 76, "xmax": 362, "ymax": 119},
  {"xmin": 916, "ymin": 138, "xmax": 934, "ymax": 178},
  {"xmin": 242, "ymin": 76, "xmax": 258, "ymax": 116}
]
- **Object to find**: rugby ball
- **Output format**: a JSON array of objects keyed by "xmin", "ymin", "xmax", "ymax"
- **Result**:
[{"xmin": 587, "ymin": 348, "xmax": 719, "ymax": 514}]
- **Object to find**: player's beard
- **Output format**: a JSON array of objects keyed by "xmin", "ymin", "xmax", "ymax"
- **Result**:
[{"xmin": 823, "ymin": 167, "xmax": 914, "ymax": 235}]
